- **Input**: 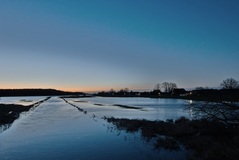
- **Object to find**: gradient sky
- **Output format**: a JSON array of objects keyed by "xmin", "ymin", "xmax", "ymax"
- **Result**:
[{"xmin": 0, "ymin": 0, "xmax": 239, "ymax": 92}]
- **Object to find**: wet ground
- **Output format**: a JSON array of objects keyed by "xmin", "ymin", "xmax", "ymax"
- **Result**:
[{"xmin": 0, "ymin": 97, "xmax": 189, "ymax": 160}]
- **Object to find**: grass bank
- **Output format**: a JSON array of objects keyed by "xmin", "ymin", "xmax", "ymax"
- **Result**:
[
  {"xmin": 0, "ymin": 97, "xmax": 51, "ymax": 125},
  {"xmin": 105, "ymin": 117, "xmax": 239, "ymax": 160}
]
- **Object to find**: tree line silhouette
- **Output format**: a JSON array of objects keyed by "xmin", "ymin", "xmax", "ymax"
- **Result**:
[
  {"xmin": 0, "ymin": 89, "xmax": 84, "ymax": 97},
  {"xmin": 97, "ymin": 78, "xmax": 239, "ymax": 101}
]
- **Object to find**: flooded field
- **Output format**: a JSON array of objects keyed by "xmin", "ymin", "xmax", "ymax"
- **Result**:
[{"xmin": 0, "ymin": 96, "xmax": 191, "ymax": 160}]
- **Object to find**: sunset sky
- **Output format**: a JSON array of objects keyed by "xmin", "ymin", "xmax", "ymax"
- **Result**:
[{"xmin": 0, "ymin": 0, "xmax": 239, "ymax": 92}]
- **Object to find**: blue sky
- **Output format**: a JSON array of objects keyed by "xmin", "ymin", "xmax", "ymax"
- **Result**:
[{"xmin": 0, "ymin": 0, "xmax": 239, "ymax": 91}]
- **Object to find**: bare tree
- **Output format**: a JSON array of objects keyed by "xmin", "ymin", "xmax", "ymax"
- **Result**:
[
  {"xmin": 189, "ymin": 101, "xmax": 239, "ymax": 126},
  {"xmin": 188, "ymin": 78, "xmax": 239, "ymax": 126},
  {"xmin": 154, "ymin": 83, "xmax": 161, "ymax": 91},
  {"xmin": 161, "ymin": 82, "xmax": 177, "ymax": 93},
  {"xmin": 220, "ymin": 78, "xmax": 239, "ymax": 89}
]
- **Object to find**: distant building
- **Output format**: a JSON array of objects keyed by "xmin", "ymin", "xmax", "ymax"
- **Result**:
[
  {"xmin": 172, "ymin": 88, "xmax": 187, "ymax": 96},
  {"xmin": 151, "ymin": 90, "xmax": 161, "ymax": 96}
]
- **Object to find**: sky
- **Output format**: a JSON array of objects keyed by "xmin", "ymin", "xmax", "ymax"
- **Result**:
[{"xmin": 0, "ymin": 0, "xmax": 239, "ymax": 92}]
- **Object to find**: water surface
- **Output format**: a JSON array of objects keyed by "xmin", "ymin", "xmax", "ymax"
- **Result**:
[
  {"xmin": 0, "ymin": 97, "xmax": 190, "ymax": 160},
  {"xmin": 67, "ymin": 97, "xmax": 191, "ymax": 120}
]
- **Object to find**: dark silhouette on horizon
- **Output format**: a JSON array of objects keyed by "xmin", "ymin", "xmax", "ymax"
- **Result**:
[
  {"xmin": 0, "ymin": 97, "xmax": 51, "ymax": 126},
  {"xmin": 0, "ymin": 89, "xmax": 85, "ymax": 97},
  {"xmin": 96, "ymin": 78, "xmax": 239, "ymax": 102}
]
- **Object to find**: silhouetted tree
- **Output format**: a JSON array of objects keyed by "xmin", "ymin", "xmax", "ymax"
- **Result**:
[
  {"xmin": 119, "ymin": 88, "xmax": 129, "ymax": 92},
  {"xmin": 220, "ymin": 78, "xmax": 239, "ymax": 89},
  {"xmin": 189, "ymin": 79, "xmax": 239, "ymax": 126},
  {"xmin": 0, "ymin": 89, "xmax": 84, "ymax": 97},
  {"xmin": 190, "ymin": 101, "xmax": 239, "ymax": 126},
  {"xmin": 161, "ymin": 82, "xmax": 177, "ymax": 93},
  {"xmin": 154, "ymin": 83, "xmax": 161, "ymax": 91}
]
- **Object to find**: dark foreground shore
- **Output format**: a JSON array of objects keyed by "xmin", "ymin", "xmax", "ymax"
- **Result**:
[
  {"xmin": 105, "ymin": 117, "xmax": 239, "ymax": 160},
  {"xmin": 0, "ymin": 97, "xmax": 51, "ymax": 125}
]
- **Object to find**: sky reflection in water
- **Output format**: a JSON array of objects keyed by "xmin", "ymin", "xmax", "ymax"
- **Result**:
[{"xmin": 0, "ymin": 97, "xmax": 189, "ymax": 160}]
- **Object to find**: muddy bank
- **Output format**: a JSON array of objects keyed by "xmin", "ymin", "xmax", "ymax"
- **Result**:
[
  {"xmin": 0, "ymin": 97, "xmax": 51, "ymax": 125},
  {"xmin": 105, "ymin": 117, "xmax": 239, "ymax": 160},
  {"xmin": 113, "ymin": 104, "xmax": 142, "ymax": 110},
  {"xmin": 61, "ymin": 98, "xmax": 87, "ymax": 114}
]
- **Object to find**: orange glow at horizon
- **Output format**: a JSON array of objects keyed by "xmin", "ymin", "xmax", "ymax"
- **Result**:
[
  {"xmin": 0, "ymin": 85, "xmax": 108, "ymax": 92},
  {"xmin": 0, "ymin": 83, "xmax": 150, "ymax": 93}
]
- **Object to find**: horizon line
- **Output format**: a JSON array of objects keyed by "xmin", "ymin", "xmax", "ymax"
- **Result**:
[{"xmin": 0, "ymin": 86, "xmax": 221, "ymax": 93}]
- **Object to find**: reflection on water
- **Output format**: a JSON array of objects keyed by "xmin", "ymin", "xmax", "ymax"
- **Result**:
[
  {"xmin": 0, "ymin": 97, "xmax": 189, "ymax": 160},
  {"xmin": 0, "ymin": 96, "xmax": 46, "ymax": 106},
  {"xmin": 67, "ymin": 97, "xmax": 190, "ymax": 121}
]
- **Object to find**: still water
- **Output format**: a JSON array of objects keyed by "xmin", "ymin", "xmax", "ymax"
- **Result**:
[{"xmin": 0, "ymin": 97, "xmax": 191, "ymax": 160}]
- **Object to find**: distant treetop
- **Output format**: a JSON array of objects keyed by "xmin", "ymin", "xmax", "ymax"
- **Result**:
[{"xmin": 220, "ymin": 78, "xmax": 239, "ymax": 89}]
